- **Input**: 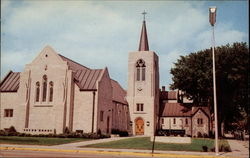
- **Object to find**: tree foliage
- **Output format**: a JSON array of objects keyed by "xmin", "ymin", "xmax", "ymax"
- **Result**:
[{"xmin": 170, "ymin": 42, "xmax": 249, "ymax": 131}]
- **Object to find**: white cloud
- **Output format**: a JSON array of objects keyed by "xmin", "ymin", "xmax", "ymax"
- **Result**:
[{"xmin": 1, "ymin": 1, "xmax": 248, "ymax": 89}]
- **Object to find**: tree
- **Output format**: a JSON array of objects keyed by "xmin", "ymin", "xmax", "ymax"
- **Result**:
[{"xmin": 170, "ymin": 42, "xmax": 249, "ymax": 133}]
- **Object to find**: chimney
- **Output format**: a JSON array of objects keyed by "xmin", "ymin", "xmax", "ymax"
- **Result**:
[{"xmin": 162, "ymin": 86, "xmax": 165, "ymax": 92}]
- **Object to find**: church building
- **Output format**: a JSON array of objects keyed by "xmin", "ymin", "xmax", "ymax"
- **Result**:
[
  {"xmin": 0, "ymin": 46, "xmax": 129, "ymax": 135},
  {"xmin": 1, "ymin": 15, "xmax": 210, "ymax": 137}
]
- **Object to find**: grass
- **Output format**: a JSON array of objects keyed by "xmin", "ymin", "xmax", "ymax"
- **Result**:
[
  {"xmin": 84, "ymin": 137, "xmax": 231, "ymax": 152},
  {"xmin": 0, "ymin": 136, "xmax": 90, "ymax": 146}
]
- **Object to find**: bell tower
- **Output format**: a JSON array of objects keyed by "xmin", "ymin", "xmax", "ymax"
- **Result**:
[{"xmin": 127, "ymin": 11, "xmax": 159, "ymax": 136}]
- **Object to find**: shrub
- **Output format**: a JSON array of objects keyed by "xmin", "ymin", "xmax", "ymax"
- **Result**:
[
  {"xmin": 64, "ymin": 127, "xmax": 70, "ymax": 134},
  {"xmin": 197, "ymin": 132, "xmax": 203, "ymax": 138},
  {"xmin": 202, "ymin": 146, "xmax": 208, "ymax": 152},
  {"xmin": 9, "ymin": 126, "xmax": 17, "ymax": 133}
]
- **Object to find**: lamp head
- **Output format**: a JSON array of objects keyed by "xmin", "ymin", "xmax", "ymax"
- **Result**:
[{"xmin": 209, "ymin": 6, "xmax": 217, "ymax": 26}]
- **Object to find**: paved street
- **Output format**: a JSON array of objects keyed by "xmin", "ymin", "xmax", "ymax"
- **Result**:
[
  {"xmin": 0, "ymin": 150, "xmax": 147, "ymax": 158},
  {"xmin": 0, "ymin": 138, "xmax": 249, "ymax": 158}
]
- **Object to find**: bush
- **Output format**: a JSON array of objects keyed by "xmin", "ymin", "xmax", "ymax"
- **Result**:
[
  {"xmin": 197, "ymin": 132, "xmax": 203, "ymax": 138},
  {"xmin": 64, "ymin": 127, "xmax": 70, "ymax": 134},
  {"xmin": 202, "ymin": 145, "xmax": 208, "ymax": 152},
  {"xmin": 9, "ymin": 126, "xmax": 17, "ymax": 133},
  {"xmin": 203, "ymin": 133, "xmax": 209, "ymax": 138}
]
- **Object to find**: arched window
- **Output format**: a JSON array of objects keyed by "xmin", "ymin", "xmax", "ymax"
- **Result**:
[
  {"xmin": 35, "ymin": 82, "xmax": 40, "ymax": 102},
  {"xmin": 42, "ymin": 75, "xmax": 47, "ymax": 102},
  {"xmin": 49, "ymin": 81, "xmax": 53, "ymax": 102},
  {"xmin": 136, "ymin": 59, "xmax": 146, "ymax": 81}
]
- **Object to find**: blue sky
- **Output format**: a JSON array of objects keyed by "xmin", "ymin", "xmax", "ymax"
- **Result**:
[{"xmin": 1, "ymin": 0, "xmax": 249, "ymax": 89}]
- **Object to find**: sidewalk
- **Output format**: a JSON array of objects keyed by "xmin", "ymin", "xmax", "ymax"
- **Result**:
[
  {"xmin": 224, "ymin": 139, "xmax": 249, "ymax": 158},
  {"xmin": 54, "ymin": 136, "xmax": 131, "ymax": 148}
]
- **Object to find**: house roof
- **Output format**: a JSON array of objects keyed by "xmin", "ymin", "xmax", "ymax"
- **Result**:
[
  {"xmin": 161, "ymin": 103, "xmax": 192, "ymax": 117},
  {"xmin": 111, "ymin": 79, "xmax": 127, "ymax": 105},
  {"xmin": 161, "ymin": 102, "xmax": 210, "ymax": 117},
  {"xmin": 161, "ymin": 91, "xmax": 178, "ymax": 100},
  {"xmin": 0, "ymin": 71, "xmax": 20, "ymax": 92}
]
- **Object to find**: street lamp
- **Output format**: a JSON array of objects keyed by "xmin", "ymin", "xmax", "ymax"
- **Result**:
[{"xmin": 209, "ymin": 6, "xmax": 219, "ymax": 155}]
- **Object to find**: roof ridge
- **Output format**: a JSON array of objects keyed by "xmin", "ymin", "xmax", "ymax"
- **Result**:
[{"xmin": 58, "ymin": 54, "xmax": 90, "ymax": 70}]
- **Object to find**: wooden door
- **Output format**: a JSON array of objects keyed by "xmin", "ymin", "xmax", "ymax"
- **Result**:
[{"xmin": 135, "ymin": 118, "xmax": 144, "ymax": 135}]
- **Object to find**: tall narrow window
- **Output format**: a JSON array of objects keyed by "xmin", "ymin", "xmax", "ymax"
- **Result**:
[
  {"xmin": 136, "ymin": 59, "xmax": 146, "ymax": 81},
  {"xmin": 35, "ymin": 82, "xmax": 40, "ymax": 102},
  {"xmin": 173, "ymin": 118, "xmax": 176, "ymax": 124},
  {"xmin": 136, "ymin": 68, "xmax": 140, "ymax": 81},
  {"xmin": 49, "ymin": 81, "xmax": 53, "ymax": 102},
  {"xmin": 185, "ymin": 118, "xmax": 188, "ymax": 124},
  {"xmin": 42, "ymin": 75, "xmax": 47, "ymax": 102},
  {"xmin": 142, "ymin": 67, "xmax": 145, "ymax": 81},
  {"xmin": 100, "ymin": 111, "xmax": 104, "ymax": 122}
]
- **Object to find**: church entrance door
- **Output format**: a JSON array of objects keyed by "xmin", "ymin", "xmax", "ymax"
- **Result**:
[{"xmin": 135, "ymin": 117, "xmax": 144, "ymax": 135}]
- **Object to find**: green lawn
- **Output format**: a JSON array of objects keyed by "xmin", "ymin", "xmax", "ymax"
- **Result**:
[
  {"xmin": 84, "ymin": 137, "xmax": 231, "ymax": 152},
  {"xmin": 0, "ymin": 136, "xmax": 90, "ymax": 146}
]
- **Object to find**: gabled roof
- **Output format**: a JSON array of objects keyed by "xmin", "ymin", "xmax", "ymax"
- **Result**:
[
  {"xmin": 74, "ymin": 69, "xmax": 103, "ymax": 90},
  {"xmin": 58, "ymin": 54, "xmax": 104, "ymax": 91},
  {"xmin": 192, "ymin": 107, "xmax": 210, "ymax": 118},
  {"xmin": 160, "ymin": 102, "xmax": 210, "ymax": 118},
  {"xmin": 111, "ymin": 79, "xmax": 127, "ymax": 105},
  {"xmin": 161, "ymin": 103, "xmax": 192, "ymax": 117},
  {"xmin": 59, "ymin": 54, "xmax": 90, "ymax": 71},
  {"xmin": 0, "ymin": 71, "xmax": 20, "ymax": 92}
]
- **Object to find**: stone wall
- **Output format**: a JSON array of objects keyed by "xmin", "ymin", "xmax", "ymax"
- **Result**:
[{"xmin": 192, "ymin": 109, "xmax": 209, "ymax": 136}]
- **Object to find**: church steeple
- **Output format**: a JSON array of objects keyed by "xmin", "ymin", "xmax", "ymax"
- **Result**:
[{"xmin": 138, "ymin": 11, "xmax": 149, "ymax": 51}]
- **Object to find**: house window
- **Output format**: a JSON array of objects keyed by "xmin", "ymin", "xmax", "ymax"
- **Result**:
[
  {"xmin": 4, "ymin": 109, "xmax": 13, "ymax": 117},
  {"xmin": 185, "ymin": 118, "xmax": 188, "ymax": 124},
  {"xmin": 100, "ymin": 111, "xmax": 104, "ymax": 122},
  {"xmin": 161, "ymin": 118, "xmax": 164, "ymax": 124},
  {"xmin": 42, "ymin": 75, "xmax": 47, "ymax": 102},
  {"xmin": 197, "ymin": 118, "xmax": 203, "ymax": 125},
  {"xmin": 173, "ymin": 118, "xmax": 176, "ymax": 124},
  {"xmin": 49, "ymin": 81, "xmax": 53, "ymax": 102},
  {"xmin": 136, "ymin": 103, "xmax": 144, "ymax": 111},
  {"xmin": 136, "ymin": 59, "xmax": 146, "ymax": 81},
  {"xmin": 35, "ymin": 82, "xmax": 40, "ymax": 102}
]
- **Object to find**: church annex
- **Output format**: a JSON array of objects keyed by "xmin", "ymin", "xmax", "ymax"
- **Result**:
[{"xmin": 1, "ymin": 17, "xmax": 211, "ymax": 137}]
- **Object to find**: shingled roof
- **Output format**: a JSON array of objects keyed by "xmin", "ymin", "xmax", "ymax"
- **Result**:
[
  {"xmin": 161, "ymin": 103, "xmax": 192, "ymax": 117},
  {"xmin": 0, "ymin": 71, "xmax": 20, "ymax": 92},
  {"xmin": 161, "ymin": 103, "xmax": 210, "ymax": 117},
  {"xmin": 111, "ymin": 79, "xmax": 127, "ymax": 105}
]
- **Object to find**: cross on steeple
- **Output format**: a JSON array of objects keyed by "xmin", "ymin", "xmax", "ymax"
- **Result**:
[
  {"xmin": 142, "ymin": 10, "xmax": 147, "ymax": 21},
  {"xmin": 138, "ymin": 10, "xmax": 149, "ymax": 51}
]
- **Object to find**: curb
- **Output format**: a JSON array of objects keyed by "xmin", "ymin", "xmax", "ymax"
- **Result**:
[{"xmin": 0, "ymin": 147, "xmax": 238, "ymax": 158}]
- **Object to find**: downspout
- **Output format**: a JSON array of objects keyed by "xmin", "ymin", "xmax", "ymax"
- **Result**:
[
  {"xmin": 25, "ymin": 70, "xmax": 31, "ymax": 128},
  {"xmin": 91, "ymin": 91, "xmax": 96, "ymax": 133},
  {"xmin": 62, "ymin": 70, "xmax": 68, "ymax": 133}
]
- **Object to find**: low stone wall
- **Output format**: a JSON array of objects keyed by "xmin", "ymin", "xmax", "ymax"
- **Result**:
[{"xmin": 151, "ymin": 136, "xmax": 191, "ymax": 143}]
